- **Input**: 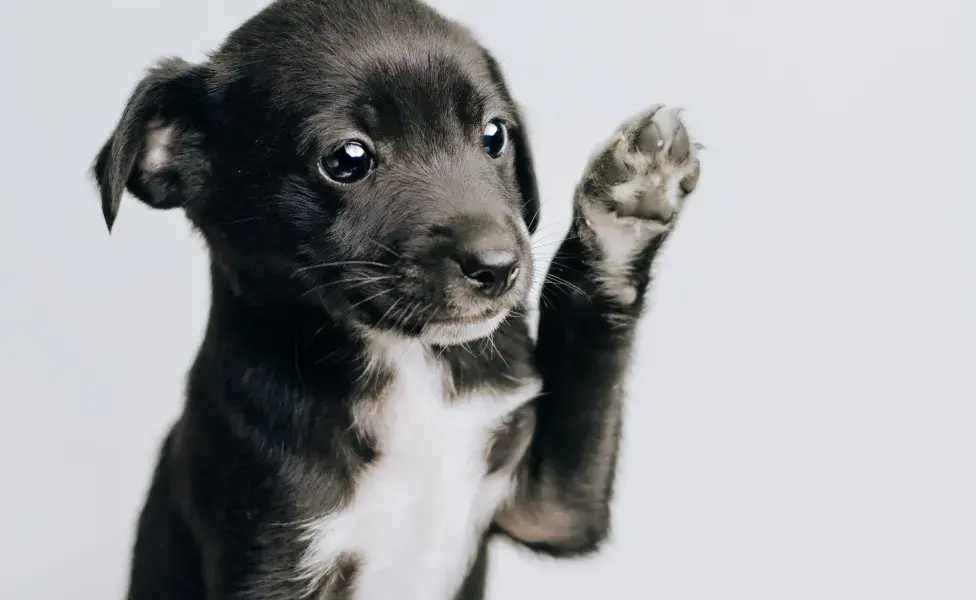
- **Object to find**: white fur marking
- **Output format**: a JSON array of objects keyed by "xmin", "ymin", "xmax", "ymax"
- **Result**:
[
  {"xmin": 300, "ymin": 335, "xmax": 540, "ymax": 599},
  {"xmin": 141, "ymin": 123, "xmax": 174, "ymax": 173},
  {"xmin": 582, "ymin": 203, "xmax": 664, "ymax": 305}
]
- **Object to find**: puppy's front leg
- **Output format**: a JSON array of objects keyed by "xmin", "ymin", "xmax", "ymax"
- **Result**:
[{"xmin": 495, "ymin": 105, "xmax": 701, "ymax": 556}]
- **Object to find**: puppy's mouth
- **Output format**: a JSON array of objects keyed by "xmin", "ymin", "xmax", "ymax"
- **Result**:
[
  {"xmin": 419, "ymin": 309, "xmax": 512, "ymax": 346},
  {"xmin": 343, "ymin": 283, "xmax": 517, "ymax": 345},
  {"xmin": 338, "ymin": 242, "xmax": 531, "ymax": 345}
]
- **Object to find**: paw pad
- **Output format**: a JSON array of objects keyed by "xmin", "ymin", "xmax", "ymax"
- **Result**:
[{"xmin": 574, "ymin": 103, "xmax": 704, "ymax": 303}]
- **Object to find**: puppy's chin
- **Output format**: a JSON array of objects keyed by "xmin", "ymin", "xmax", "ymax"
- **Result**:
[{"xmin": 419, "ymin": 310, "xmax": 511, "ymax": 346}]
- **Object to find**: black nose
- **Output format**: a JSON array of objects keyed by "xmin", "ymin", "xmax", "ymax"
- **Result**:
[{"xmin": 457, "ymin": 248, "xmax": 520, "ymax": 298}]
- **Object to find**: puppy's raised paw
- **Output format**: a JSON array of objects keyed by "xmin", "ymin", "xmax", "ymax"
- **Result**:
[{"xmin": 575, "ymin": 105, "xmax": 702, "ymax": 304}]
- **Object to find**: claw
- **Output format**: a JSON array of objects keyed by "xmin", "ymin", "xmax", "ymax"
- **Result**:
[
  {"xmin": 670, "ymin": 122, "xmax": 691, "ymax": 162},
  {"xmin": 679, "ymin": 161, "xmax": 701, "ymax": 195}
]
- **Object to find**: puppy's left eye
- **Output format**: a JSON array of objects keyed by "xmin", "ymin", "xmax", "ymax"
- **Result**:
[
  {"xmin": 319, "ymin": 141, "xmax": 374, "ymax": 184},
  {"xmin": 482, "ymin": 119, "xmax": 508, "ymax": 158}
]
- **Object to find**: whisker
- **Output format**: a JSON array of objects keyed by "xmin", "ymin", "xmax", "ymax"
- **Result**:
[
  {"xmin": 525, "ymin": 202, "xmax": 544, "ymax": 233},
  {"xmin": 298, "ymin": 275, "xmax": 397, "ymax": 299},
  {"xmin": 529, "ymin": 222, "xmax": 570, "ymax": 242},
  {"xmin": 459, "ymin": 341, "xmax": 478, "ymax": 359},
  {"xmin": 531, "ymin": 239, "xmax": 573, "ymax": 252},
  {"xmin": 292, "ymin": 260, "xmax": 388, "ymax": 276},
  {"xmin": 393, "ymin": 301, "xmax": 420, "ymax": 334},
  {"xmin": 368, "ymin": 240, "xmax": 402, "ymax": 258},
  {"xmin": 496, "ymin": 343, "xmax": 510, "ymax": 369},
  {"xmin": 390, "ymin": 334, "xmax": 418, "ymax": 373},
  {"xmin": 533, "ymin": 229, "xmax": 579, "ymax": 243},
  {"xmin": 216, "ymin": 215, "xmax": 264, "ymax": 227},
  {"xmin": 376, "ymin": 297, "xmax": 403, "ymax": 328},
  {"xmin": 531, "ymin": 228, "xmax": 567, "ymax": 241},
  {"xmin": 543, "ymin": 273, "xmax": 592, "ymax": 302},
  {"xmin": 487, "ymin": 334, "xmax": 509, "ymax": 369},
  {"xmin": 347, "ymin": 289, "xmax": 394, "ymax": 312}
]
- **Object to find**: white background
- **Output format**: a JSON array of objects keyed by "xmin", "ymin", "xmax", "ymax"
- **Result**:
[{"xmin": 2, "ymin": 0, "xmax": 974, "ymax": 598}]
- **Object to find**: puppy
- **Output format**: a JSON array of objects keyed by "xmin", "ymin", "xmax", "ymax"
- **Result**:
[{"xmin": 92, "ymin": 0, "xmax": 701, "ymax": 598}]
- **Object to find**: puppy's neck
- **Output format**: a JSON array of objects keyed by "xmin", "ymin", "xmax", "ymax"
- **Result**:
[{"xmin": 206, "ymin": 262, "xmax": 363, "ymax": 369}]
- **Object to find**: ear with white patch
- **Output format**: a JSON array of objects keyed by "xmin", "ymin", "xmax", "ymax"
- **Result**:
[{"xmin": 92, "ymin": 57, "xmax": 211, "ymax": 231}]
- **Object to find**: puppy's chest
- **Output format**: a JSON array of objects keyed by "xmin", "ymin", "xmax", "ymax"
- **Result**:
[{"xmin": 301, "ymin": 343, "xmax": 539, "ymax": 600}]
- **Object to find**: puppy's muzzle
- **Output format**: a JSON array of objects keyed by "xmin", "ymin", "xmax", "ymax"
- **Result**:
[{"xmin": 448, "ymin": 216, "xmax": 524, "ymax": 300}]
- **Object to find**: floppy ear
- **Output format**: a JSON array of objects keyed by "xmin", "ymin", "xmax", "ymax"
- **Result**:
[
  {"xmin": 508, "ymin": 111, "xmax": 541, "ymax": 235},
  {"xmin": 92, "ymin": 57, "xmax": 211, "ymax": 232},
  {"xmin": 480, "ymin": 51, "xmax": 541, "ymax": 235}
]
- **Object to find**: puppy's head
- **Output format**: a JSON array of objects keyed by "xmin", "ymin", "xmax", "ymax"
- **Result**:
[{"xmin": 93, "ymin": 0, "xmax": 540, "ymax": 345}]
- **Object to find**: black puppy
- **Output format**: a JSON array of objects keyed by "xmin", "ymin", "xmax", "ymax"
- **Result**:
[{"xmin": 92, "ymin": 0, "xmax": 701, "ymax": 598}]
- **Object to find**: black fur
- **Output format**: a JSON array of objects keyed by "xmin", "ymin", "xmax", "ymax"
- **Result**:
[{"xmin": 93, "ymin": 1, "xmax": 674, "ymax": 598}]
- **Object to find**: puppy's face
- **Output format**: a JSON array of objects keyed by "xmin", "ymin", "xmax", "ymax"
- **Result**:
[{"xmin": 93, "ymin": 0, "xmax": 540, "ymax": 345}]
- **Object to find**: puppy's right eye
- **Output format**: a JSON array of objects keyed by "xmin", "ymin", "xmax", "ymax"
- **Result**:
[{"xmin": 318, "ymin": 142, "xmax": 374, "ymax": 184}]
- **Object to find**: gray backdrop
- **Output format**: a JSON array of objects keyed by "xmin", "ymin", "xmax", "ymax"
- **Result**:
[{"xmin": 2, "ymin": 0, "xmax": 974, "ymax": 598}]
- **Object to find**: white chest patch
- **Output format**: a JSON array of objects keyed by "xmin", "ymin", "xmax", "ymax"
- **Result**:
[{"xmin": 299, "ymin": 336, "xmax": 540, "ymax": 600}]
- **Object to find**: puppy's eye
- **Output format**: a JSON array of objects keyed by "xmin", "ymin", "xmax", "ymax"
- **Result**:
[
  {"xmin": 482, "ymin": 119, "xmax": 508, "ymax": 158},
  {"xmin": 318, "ymin": 142, "xmax": 374, "ymax": 184}
]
